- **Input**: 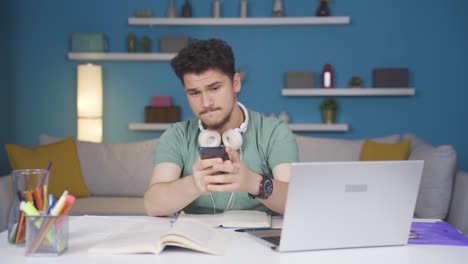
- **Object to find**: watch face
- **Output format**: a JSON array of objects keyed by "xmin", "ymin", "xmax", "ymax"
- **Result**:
[{"xmin": 263, "ymin": 178, "xmax": 273, "ymax": 196}]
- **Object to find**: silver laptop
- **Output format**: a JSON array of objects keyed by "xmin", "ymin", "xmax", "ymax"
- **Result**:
[{"xmin": 247, "ymin": 160, "xmax": 423, "ymax": 252}]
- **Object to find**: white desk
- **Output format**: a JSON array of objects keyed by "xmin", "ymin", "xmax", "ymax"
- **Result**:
[{"xmin": 1, "ymin": 216, "xmax": 467, "ymax": 264}]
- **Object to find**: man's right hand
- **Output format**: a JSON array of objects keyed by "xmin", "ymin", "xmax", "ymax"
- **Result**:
[{"xmin": 191, "ymin": 157, "xmax": 226, "ymax": 195}]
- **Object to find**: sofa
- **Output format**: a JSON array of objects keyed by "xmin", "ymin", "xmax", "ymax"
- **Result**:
[{"xmin": 1, "ymin": 133, "xmax": 467, "ymax": 235}]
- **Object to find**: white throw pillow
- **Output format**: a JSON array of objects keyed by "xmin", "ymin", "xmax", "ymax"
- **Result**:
[
  {"xmin": 39, "ymin": 134, "xmax": 158, "ymax": 197},
  {"xmin": 403, "ymin": 133, "xmax": 457, "ymax": 220},
  {"xmin": 294, "ymin": 134, "xmax": 401, "ymax": 162}
]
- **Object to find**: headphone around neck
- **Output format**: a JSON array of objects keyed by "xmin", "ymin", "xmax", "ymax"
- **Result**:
[{"xmin": 198, "ymin": 102, "xmax": 249, "ymax": 151}]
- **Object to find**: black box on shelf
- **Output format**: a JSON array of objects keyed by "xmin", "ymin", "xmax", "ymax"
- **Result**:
[
  {"xmin": 373, "ymin": 68, "xmax": 409, "ymax": 88},
  {"xmin": 145, "ymin": 106, "xmax": 181, "ymax": 123},
  {"xmin": 285, "ymin": 72, "xmax": 315, "ymax": 88}
]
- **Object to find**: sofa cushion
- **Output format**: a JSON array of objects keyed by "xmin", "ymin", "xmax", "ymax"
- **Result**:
[
  {"xmin": 403, "ymin": 133, "xmax": 457, "ymax": 220},
  {"xmin": 69, "ymin": 197, "xmax": 146, "ymax": 215},
  {"xmin": 40, "ymin": 134, "xmax": 158, "ymax": 197},
  {"xmin": 360, "ymin": 140, "xmax": 411, "ymax": 161},
  {"xmin": 295, "ymin": 134, "xmax": 401, "ymax": 162},
  {"xmin": 5, "ymin": 137, "xmax": 91, "ymax": 198}
]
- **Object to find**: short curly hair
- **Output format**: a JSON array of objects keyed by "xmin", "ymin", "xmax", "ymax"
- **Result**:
[{"xmin": 171, "ymin": 38, "xmax": 236, "ymax": 83}]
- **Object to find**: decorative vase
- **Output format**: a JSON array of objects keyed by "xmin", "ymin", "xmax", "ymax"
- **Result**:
[
  {"xmin": 182, "ymin": 0, "xmax": 193, "ymax": 18},
  {"xmin": 321, "ymin": 64, "xmax": 334, "ymax": 88},
  {"xmin": 240, "ymin": 0, "xmax": 248, "ymax": 18},
  {"xmin": 166, "ymin": 0, "xmax": 177, "ymax": 18},
  {"xmin": 127, "ymin": 33, "xmax": 137, "ymax": 53},
  {"xmin": 213, "ymin": 0, "xmax": 221, "ymax": 18},
  {"xmin": 316, "ymin": 0, "xmax": 330, "ymax": 17},
  {"xmin": 321, "ymin": 109, "xmax": 336, "ymax": 124},
  {"xmin": 273, "ymin": 0, "xmax": 284, "ymax": 17},
  {"xmin": 141, "ymin": 36, "xmax": 151, "ymax": 52}
]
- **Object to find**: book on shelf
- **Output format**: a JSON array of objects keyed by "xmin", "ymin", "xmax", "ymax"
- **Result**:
[
  {"xmin": 88, "ymin": 218, "xmax": 233, "ymax": 255},
  {"xmin": 177, "ymin": 210, "xmax": 272, "ymax": 228}
]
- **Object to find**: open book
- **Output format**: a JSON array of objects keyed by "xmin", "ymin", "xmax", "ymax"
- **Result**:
[
  {"xmin": 88, "ymin": 218, "xmax": 233, "ymax": 255},
  {"xmin": 177, "ymin": 210, "xmax": 272, "ymax": 228}
]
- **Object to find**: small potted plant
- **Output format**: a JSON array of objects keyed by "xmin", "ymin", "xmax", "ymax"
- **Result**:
[
  {"xmin": 348, "ymin": 76, "xmax": 363, "ymax": 88},
  {"xmin": 320, "ymin": 98, "xmax": 338, "ymax": 124}
]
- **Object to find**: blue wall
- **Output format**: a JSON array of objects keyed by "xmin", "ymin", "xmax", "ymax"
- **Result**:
[
  {"xmin": 1, "ymin": 0, "xmax": 467, "ymax": 175},
  {"xmin": 0, "ymin": 1, "xmax": 14, "ymax": 176}
]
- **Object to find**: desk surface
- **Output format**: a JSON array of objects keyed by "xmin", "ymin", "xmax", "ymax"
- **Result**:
[{"xmin": 1, "ymin": 216, "xmax": 468, "ymax": 264}]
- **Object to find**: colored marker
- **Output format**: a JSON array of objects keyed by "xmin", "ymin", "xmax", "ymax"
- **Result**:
[
  {"xmin": 50, "ymin": 190, "xmax": 68, "ymax": 216},
  {"xmin": 43, "ymin": 185, "xmax": 48, "ymax": 212},
  {"xmin": 60, "ymin": 195, "xmax": 76, "ymax": 215},
  {"xmin": 33, "ymin": 188, "xmax": 43, "ymax": 211},
  {"xmin": 19, "ymin": 201, "xmax": 40, "ymax": 217},
  {"xmin": 16, "ymin": 190, "xmax": 24, "ymax": 201},
  {"xmin": 40, "ymin": 162, "xmax": 52, "ymax": 188},
  {"xmin": 47, "ymin": 194, "xmax": 55, "ymax": 215}
]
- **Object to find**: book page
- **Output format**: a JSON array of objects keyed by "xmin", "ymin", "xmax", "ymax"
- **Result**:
[
  {"xmin": 177, "ymin": 212, "xmax": 224, "ymax": 226},
  {"xmin": 177, "ymin": 210, "xmax": 271, "ymax": 228},
  {"xmin": 88, "ymin": 222, "xmax": 170, "ymax": 255},
  {"xmin": 160, "ymin": 218, "xmax": 233, "ymax": 255},
  {"xmin": 222, "ymin": 210, "xmax": 271, "ymax": 228}
]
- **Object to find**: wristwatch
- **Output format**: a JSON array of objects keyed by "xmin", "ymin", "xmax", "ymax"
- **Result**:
[{"xmin": 249, "ymin": 174, "xmax": 273, "ymax": 199}]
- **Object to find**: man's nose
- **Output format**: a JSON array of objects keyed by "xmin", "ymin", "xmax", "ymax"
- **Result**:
[{"xmin": 201, "ymin": 92, "xmax": 213, "ymax": 108}]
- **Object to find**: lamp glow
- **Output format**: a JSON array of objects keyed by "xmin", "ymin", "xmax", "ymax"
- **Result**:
[{"xmin": 77, "ymin": 64, "xmax": 103, "ymax": 142}]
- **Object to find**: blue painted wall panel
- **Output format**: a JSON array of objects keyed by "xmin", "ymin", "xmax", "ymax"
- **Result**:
[
  {"xmin": 0, "ymin": 1, "xmax": 14, "ymax": 176},
  {"xmin": 1, "ymin": 0, "xmax": 467, "ymax": 175}
]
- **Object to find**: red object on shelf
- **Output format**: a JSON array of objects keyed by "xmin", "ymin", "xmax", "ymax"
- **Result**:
[
  {"xmin": 322, "ymin": 64, "xmax": 334, "ymax": 88},
  {"xmin": 151, "ymin": 96, "xmax": 172, "ymax": 107}
]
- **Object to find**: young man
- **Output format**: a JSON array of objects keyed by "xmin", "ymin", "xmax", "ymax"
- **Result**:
[{"xmin": 144, "ymin": 39, "xmax": 298, "ymax": 216}]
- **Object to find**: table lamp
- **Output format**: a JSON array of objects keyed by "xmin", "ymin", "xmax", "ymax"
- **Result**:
[{"xmin": 77, "ymin": 64, "xmax": 103, "ymax": 143}]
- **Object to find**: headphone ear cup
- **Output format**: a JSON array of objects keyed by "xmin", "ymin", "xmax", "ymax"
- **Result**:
[
  {"xmin": 198, "ymin": 129, "xmax": 222, "ymax": 147},
  {"xmin": 222, "ymin": 129, "xmax": 243, "ymax": 150}
]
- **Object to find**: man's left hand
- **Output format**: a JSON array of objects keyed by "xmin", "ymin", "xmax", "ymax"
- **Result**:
[{"xmin": 205, "ymin": 147, "xmax": 261, "ymax": 195}]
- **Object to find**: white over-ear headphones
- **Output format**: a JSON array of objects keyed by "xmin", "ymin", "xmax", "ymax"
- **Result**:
[{"xmin": 198, "ymin": 102, "xmax": 249, "ymax": 150}]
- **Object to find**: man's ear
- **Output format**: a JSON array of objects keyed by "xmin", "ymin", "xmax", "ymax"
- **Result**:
[{"xmin": 233, "ymin": 72, "xmax": 241, "ymax": 93}]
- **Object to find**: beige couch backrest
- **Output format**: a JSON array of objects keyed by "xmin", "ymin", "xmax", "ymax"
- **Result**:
[{"xmin": 295, "ymin": 134, "xmax": 401, "ymax": 162}]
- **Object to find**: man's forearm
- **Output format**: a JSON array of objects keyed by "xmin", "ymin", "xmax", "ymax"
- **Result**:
[
  {"xmin": 258, "ymin": 180, "xmax": 288, "ymax": 215},
  {"xmin": 144, "ymin": 175, "xmax": 200, "ymax": 217}
]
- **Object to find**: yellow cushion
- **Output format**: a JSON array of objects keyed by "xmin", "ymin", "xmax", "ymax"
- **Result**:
[
  {"xmin": 360, "ymin": 140, "xmax": 411, "ymax": 161},
  {"xmin": 5, "ymin": 137, "xmax": 91, "ymax": 198}
]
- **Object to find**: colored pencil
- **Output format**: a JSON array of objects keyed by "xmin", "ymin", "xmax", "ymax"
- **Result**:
[
  {"xmin": 34, "ymin": 188, "xmax": 44, "ymax": 211},
  {"xmin": 40, "ymin": 162, "xmax": 52, "ymax": 188},
  {"xmin": 14, "ymin": 212, "xmax": 25, "ymax": 244}
]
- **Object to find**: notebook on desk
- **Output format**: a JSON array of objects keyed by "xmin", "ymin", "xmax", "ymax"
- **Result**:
[{"xmin": 246, "ymin": 160, "xmax": 424, "ymax": 252}]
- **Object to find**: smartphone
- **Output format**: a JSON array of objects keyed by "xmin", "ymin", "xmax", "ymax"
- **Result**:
[{"xmin": 198, "ymin": 146, "xmax": 230, "ymax": 161}]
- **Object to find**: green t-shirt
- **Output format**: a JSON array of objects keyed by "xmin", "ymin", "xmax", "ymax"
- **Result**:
[{"xmin": 153, "ymin": 109, "xmax": 299, "ymax": 214}]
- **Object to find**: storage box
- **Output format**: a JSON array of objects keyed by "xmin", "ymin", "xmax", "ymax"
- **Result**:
[
  {"xmin": 25, "ymin": 214, "xmax": 68, "ymax": 256},
  {"xmin": 151, "ymin": 96, "xmax": 172, "ymax": 107},
  {"xmin": 145, "ymin": 106, "xmax": 181, "ymax": 123},
  {"xmin": 71, "ymin": 33, "xmax": 108, "ymax": 52},
  {"xmin": 373, "ymin": 68, "xmax": 409, "ymax": 88},
  {"xmin": 285, "ymin": 72, "xmax": 315, "ymax": 88},
  {"xmin": 160, "ymin": 36, "xmax": 191, "ymax": 53}
]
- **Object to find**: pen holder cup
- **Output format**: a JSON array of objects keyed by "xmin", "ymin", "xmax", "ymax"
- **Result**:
[
  {"xmin": 7, "ymin": 169, "xmax": 49, "ymax": 246},
  {"xmin": 25, "ymin": 214, "xmax": 69, "ymax": 256}
]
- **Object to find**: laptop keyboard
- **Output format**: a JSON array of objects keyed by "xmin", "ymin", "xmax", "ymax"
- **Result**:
[{"xmin": 262, "ymin": 236, "xmax": 281, "ymax": 246}]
